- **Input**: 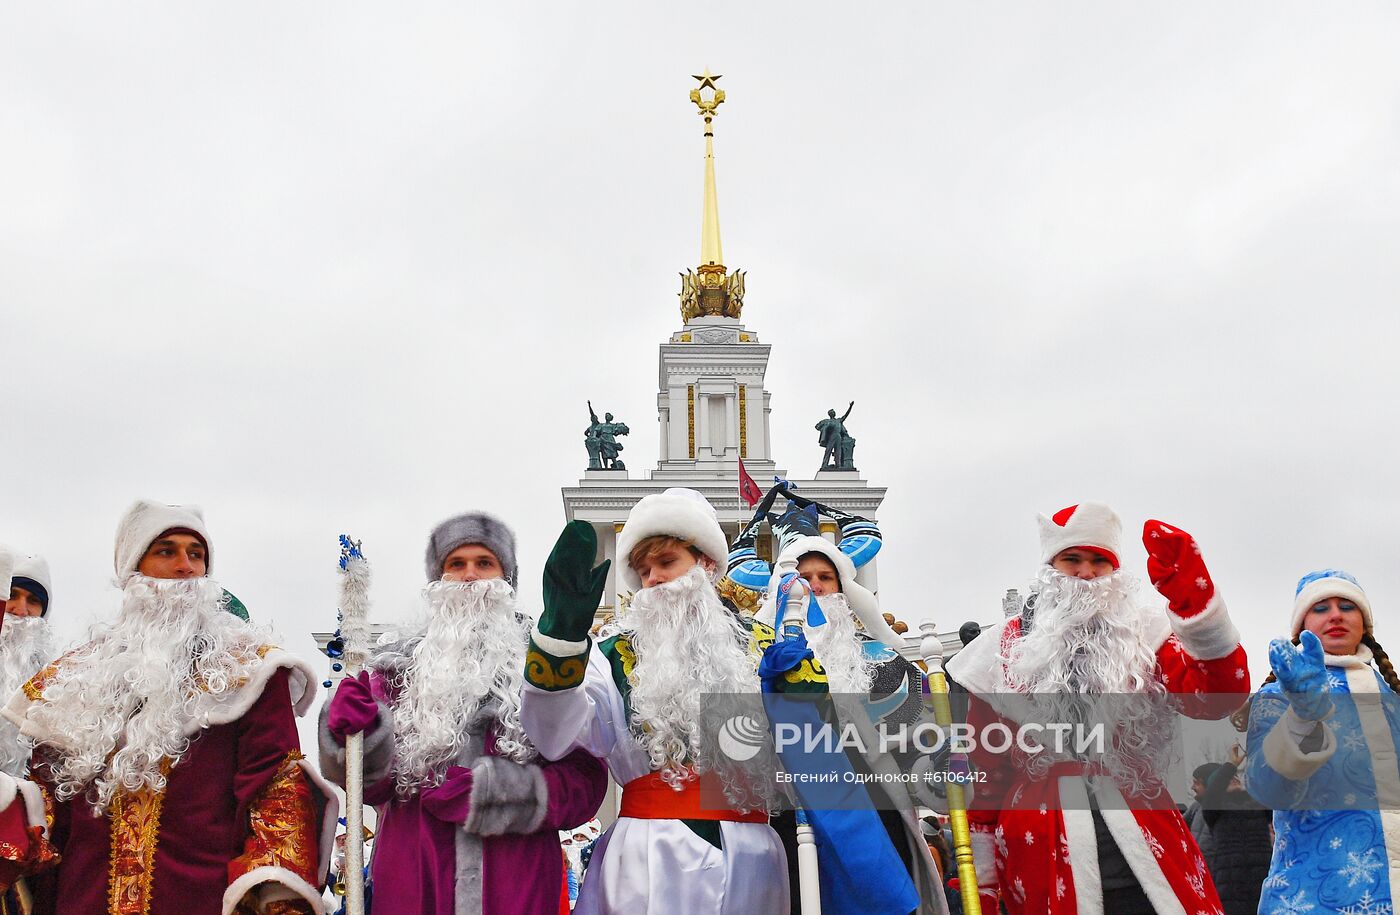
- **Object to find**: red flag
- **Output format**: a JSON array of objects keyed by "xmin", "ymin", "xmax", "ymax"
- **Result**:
[{"xmin": 738, "ymin": 458, "xmax": 762, "ymax": 508}]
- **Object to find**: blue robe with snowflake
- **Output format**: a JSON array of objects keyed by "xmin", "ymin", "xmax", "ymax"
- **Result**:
[{"xmin": 1246, "ymin": 648, "xmax": 1400, "ymax": 914}]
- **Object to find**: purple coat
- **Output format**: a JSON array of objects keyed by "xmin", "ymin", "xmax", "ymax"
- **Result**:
[{"xmin": 320, "ymin": 668, "xmax": 607, "ymax": 915}]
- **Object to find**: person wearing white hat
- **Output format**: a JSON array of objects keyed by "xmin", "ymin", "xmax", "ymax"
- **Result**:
[
  {"xmin": 0, "ymin": 552, "xmax": 57, "ymax": 777},
  {"xmin": 520, "ymin": 488, "xmax": 797, "ymax": 914},
  {"xmin": 1245, "ymin": 569, "xmax": 1400, "ymax": 914},
  {"xmin": 945, "ymin": 502, "xmax": 1249, "ymax": 915},
  {"xmin": 0, "ymin": 500, "xmax": 335, "ymax": 915},
  {"xmin": 725, "ymin": 483, "xmax": 943, "ymax": 914}
]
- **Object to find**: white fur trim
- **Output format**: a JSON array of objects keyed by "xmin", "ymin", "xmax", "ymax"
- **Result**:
[
  {"xmin": 296, "ymin": 757, "xmax": 340, "ymax": 882},
  {"xmin": 0, "ymin": 545, "xmax": 14, "ymax": 596},
  {"xmin": 1095, "ymin": 796, "xmax": 1187, "ymax": 915},
  {"xmin": 1292, "ymin": 578, "xmax": 1373, "ymax": 636},
  {"xmin": 756, "ymin": 536, "xmax": 903, "ymax": 649},
  {"xmin": 531, "ymin": 627, "xmax": 589, "ymax": 659},
  {"xmin": 113, "ymin": 499, "xmax": 212, "ymax": 580},
  {"xmin": 0, "ymin": 772, "xmax": 15, "ymax": 814},
  {"xmin": 1261, "ymin": 706, "xmax": 1337, "ymax": 780},
  {"xmin": 944, "ymin": 619, "xmax": 1011, "ymax": 695},
  {"xmin": 14, "ymin": 779, "xmax": 46, "ymax": 839},
  {"xmin": 1167, "ymin": 592, "xmax": 1240, "ymax": 661},
  {"xmin": 969, "ymin": 826, "xmax": 998, "ymax": 886},
  {"xmin": 615, "ymin": 489, "xmax": 727, "ymax": 594},
  {"xmin": 1038, "ymin": 502, "xmax": 1122, "ymax": 568},
  {"xmin": 1058, "ymin": 777, "xmax": 1103, "ymax": 915},
  {"xmin": 1344, "ymin": 663, "xmax": 1400, "ymax": 875},
  {"xmin": 221, "ymin": 864, "xmax": 324, "ymax": 915},
  {"xmin": 8, "ymin": 649, "xmax": 319, "ymax": 748}
]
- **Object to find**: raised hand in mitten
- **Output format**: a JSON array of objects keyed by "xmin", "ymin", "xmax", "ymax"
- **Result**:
[
  {"xmin": 1142, "ymin": 519, "xmax": 1216, "ymax": 617},
  {"xmin": 539, "ymin": 521, "xmax": 610, "ymax": 644},
  {"xmin": 1270, "ymin": 630, "xmax": 1333, "ymax": 722},
  {"xmin": 326, "ymin": 671, "xmax": 379, "ymax": 744}
]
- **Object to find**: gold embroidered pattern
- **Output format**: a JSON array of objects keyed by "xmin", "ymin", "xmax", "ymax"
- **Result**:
[
  {"xmin": 107, "ymin": 759, "xmax": 171, "ymax": 915},
  {"xmin": 524, "ymin": 648, "xmax": 587, "ymax": 691},
  {"xmin": 687, "ymin": 385, "xmax": 696, "ymax": 459},
  {"xmin": 228, "ymin": 753, "xmax": 318, "ymax": 903}
]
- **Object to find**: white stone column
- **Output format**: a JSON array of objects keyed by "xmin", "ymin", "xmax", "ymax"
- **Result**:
[
  {"xmin": 697, "ymin": 391, "xmax": 710, "ymax": 459},
  {"xmin": 658, "ymin": 404, "xmax": 670, "ymax": 462},
  {"xmin": 724, "ymin": 389, "xmax": 736, "ymax": 456}
]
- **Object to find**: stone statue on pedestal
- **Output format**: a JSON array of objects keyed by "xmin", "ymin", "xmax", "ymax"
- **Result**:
[
  {"xmin": 816, "ymin": 401, "xmax": 857, "ymax": 471},
  {"xmin": 585, "ymin": 402, "xmax": 630, "ymax": 470}
]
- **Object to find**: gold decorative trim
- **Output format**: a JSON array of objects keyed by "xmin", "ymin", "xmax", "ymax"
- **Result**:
[
  {"xmin": 679, "ymin": 333, "xmax": 692, "ymax": 343},
  {"xmin": 738, "ymin": 386, "xmax": 748, "ymax": 459},
  {"xmin": 108, "ymin": 760, "xmax": 172, "ymax": 915},
  {"xmin": 687, "ymin": 385, "xmax": 696, "ymax": 459},
  {"xmin": 739, "ymin": 333, "xmax": 750, "ymax": 342},
  {"xmin": 819, "ymin": 522, "xmax": 838, "ymax": 535}
]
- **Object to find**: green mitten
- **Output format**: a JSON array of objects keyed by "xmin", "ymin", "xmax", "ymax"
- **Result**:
[{"xmin": 539, "ymin": 521, "xmax": 611, "ymax": 643}]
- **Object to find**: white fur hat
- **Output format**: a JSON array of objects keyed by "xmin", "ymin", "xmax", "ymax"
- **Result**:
[
  {"xmin": 0, "ymin": 545, "xmax": 13, "ymax": 599},
  {"xmin": 616, "ymin": 488, "xmax": 728, "ymax": 594},
  {"xmin": 11, "ymin": 553, "xmax": 52, "ymax": 615},
  {"xmin": 114, "ymin": 500, "xmax": 212, "ymax": 580},
  {"xmin": 1038, "ymin": 502, "xmax": 1122, "ymax": 569},
  {"xmin": 757, "ymin": 535, "xmax": 904, "ymax": 649},
  {"xmin": 1291, "ymin": 569, "xmax": 1372, "ymax": 637}
]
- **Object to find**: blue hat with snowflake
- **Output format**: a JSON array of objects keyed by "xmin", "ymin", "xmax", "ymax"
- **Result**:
[{"xmin": 1291, "ymin": 568, "xmax": 1372, "ymax": 636}]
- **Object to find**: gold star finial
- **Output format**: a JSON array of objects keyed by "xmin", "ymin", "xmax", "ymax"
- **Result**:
[
  {"xmin": 692, "ymin": 68, "xmax": 722, "ymax": 91},
  {"xmin": 689, "ymin": 68, "xmax": 725, "ymax": 121}
]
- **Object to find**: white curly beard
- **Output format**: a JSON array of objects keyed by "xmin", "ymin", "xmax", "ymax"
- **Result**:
[
  {"xmin": 0, "ymin": 615, "xmax": 55, "ymax": 775},
  {"xmin": 1001, "ymin": 566, "xmax": 1175, "ymax": 796},
  {"xmin": 620, "ymin": 565, "xmax": 766, "ymax": 806},
  {"xmin": 386, "ymin": 578, "xmax": 534, "ymax": 796},
  {"xmin": 802, "ymin": 593, "xmax": 876, "ymax": 696},
  {"xmin": 26, "ymin": 576, "xmax": 271, "ymax": 812}
]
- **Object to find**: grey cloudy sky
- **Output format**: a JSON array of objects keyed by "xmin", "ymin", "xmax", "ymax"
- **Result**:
[{"xmin": 4, "ymin": 2, "xmax": 1400, "ymax": 703}]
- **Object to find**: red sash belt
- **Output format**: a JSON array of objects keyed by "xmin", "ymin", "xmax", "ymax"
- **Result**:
[{"xmin": 619, "ymin": 770, "xmax": 768, "ymax": 824}]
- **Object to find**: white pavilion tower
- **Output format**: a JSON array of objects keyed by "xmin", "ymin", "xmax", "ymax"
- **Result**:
[{"xmin": 563, "ymin": 71, "xmax": 887, "ymax": 623}]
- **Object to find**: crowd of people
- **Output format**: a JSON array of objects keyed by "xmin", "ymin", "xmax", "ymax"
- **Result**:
[{"xmin": 0, "ymin": 489, "xmax": 1394, "ymax": 914}]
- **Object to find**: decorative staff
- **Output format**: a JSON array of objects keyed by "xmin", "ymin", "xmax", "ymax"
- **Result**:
[
  {"xmin": 920, "ymin": 621, "xmax": 982, "ymax": 915},
  {"xmin": 336, "ymin": 535, "xmax": 372, "ymax": 915},
  {"xmin": 773, "ymin": 572, "xmax": 823, "ymax": 915}
]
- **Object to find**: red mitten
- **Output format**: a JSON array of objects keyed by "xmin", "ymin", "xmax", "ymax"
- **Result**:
[
  {"xmin": 326, "ymin": 671, "xmax": 380, "ymax": 744},
  {"xmin": 1142, "ymin": 520, "xmax": 1215, "ymax": 617},
  {"xmin": 947, "ymin": 878, "xmax": 1000, "ymax": 915}
]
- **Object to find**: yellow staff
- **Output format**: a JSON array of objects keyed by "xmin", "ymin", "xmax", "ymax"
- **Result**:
[{"xmin": 919, "ymin": 622, "xmax": 983, "ymax": 915}]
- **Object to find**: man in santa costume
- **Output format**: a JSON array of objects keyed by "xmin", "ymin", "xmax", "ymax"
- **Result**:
[
  {"xmin": 0, "ymin": 500, "xmax": 336, "ymax": 915},
  {"xmin": 945, "ymin": 502, "xmax": 1250, "ymax": 915},
  {"xmin": 520, "ymin": 488, "xmax": 799, "ymax": 914},
  {"xmin": 320, "ymin": 510, "xmax": 608, "ymax": 915},
  {"xmin": 1, "ymin": 552, "xmax": 56, "ymax": 777}
]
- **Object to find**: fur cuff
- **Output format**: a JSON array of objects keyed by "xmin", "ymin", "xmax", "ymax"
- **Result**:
[
  {"xmin": 1168, "ymin": 592, "xmax": 1240, "ymax": 661},
  {"xmin": 462, "ymin": 755, "xmax": 548, "ymax": 837},
  {"xmin": 969, "ymin": 826, "xmax": 998, "ymax": 886},
  {"xmin": 530, "ymin": 627, "xmax": 589, "ymax": 659},
  {"xmin": 1263, "ymin": 706, "xmax": 1337, "ymax": 781},
  {"xmin": 316, "ymin": 699, "xmax": 395, "ymax": 788},
  {"xmin": 221, "ymin": 865, "xmax": 323, "ymax": 915}
]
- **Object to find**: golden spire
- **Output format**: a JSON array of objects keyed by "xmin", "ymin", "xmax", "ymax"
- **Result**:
[
  {"xmin": 691, "ymin": 68, "xmax": 725, "ymax": 271},
  {"xmin": 679, "ymin": 69, "xmax": 745, "ymax": 325}
]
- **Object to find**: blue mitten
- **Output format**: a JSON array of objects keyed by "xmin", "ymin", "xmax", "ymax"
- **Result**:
[{"xmin": 1269, "ymin": 630, "xmax": 1333, "ymax": 721}]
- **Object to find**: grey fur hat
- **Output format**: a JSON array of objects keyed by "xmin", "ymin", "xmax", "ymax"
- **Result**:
[{"xmin": 425, "ymin": 511, "xmax": 519, "ymax": 588}]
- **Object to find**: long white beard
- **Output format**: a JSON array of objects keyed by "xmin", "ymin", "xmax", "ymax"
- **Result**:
[
  {"xmin": 1002, "ymin": 567, "xmax": 1174, "ymax": 795},
  {"xmin": 803, "ymin": 594, "xmax": 875, "ymax": 695},
  {"xmin": 1005, "ymin": 567, "xmax": 1163, "ymax": 694},
  {"xmin": 620, "ymin": 565, "xmax": 765, "ymax": 805},
  {"xmin": 387, "ymin": 578, "xmax": 534, "ymax": 796},
  {"xmin": 0, "ymin": 616, "xmax": 56, "ymax": 775},
  {"xmin": 27, "ymin": 576, "xmax": 270, "ymax": 812}
]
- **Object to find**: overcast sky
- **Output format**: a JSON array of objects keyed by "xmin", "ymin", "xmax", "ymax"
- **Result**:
[{"xmin": 5, "ymin": 3, "xmax": 1400, "ymax": 714}]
